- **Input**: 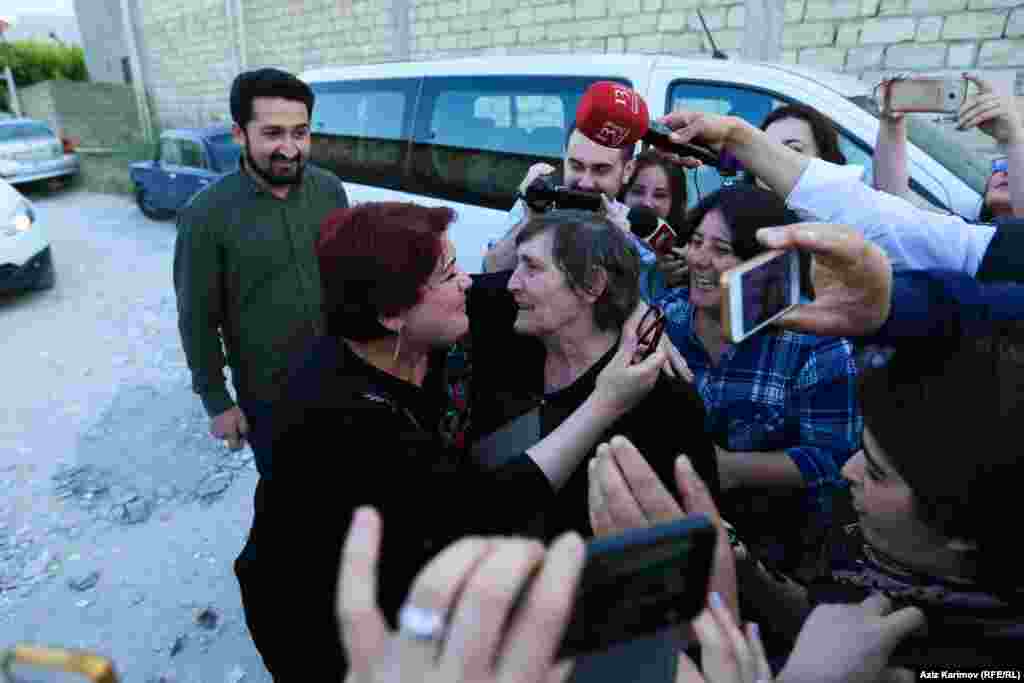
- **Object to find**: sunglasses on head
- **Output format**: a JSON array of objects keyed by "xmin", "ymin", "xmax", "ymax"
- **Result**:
[{"xmin": 992, "ymin": 157, "xmax": 1009, "ymax": 175}]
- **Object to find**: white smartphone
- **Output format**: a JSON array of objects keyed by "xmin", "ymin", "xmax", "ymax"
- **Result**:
[
  {"xmin": 721, "ymin": 249, "xmax": 801, "ymax": 344},
  {"xmin": 883, "ymin": 77, "xmax": 967, "ymax": 114}
]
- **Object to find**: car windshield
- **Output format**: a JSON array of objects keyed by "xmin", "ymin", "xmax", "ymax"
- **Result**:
[
  {"xmin": 848, "ymin": 94, "xmax": 989, "ymax": 197},
  {"xmin": 208, "ymin": 134, "xmax": 241, "ymax": 172},
  {"xmin": 0, "ymin": 122, "xmax": 55, "ymax": 142}
]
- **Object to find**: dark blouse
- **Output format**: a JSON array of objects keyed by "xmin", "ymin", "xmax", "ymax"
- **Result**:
[{"xmin": 235, "ymin": 336, "xmax": 555, "ymax": 680}]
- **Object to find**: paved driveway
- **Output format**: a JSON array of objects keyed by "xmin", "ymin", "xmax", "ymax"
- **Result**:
[{"xmin": 0, "ymin": 188, "xmax": 272, "ymax": 683}]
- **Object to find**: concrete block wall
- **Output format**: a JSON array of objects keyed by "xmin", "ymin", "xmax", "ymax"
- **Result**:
[
  {"xmin": 17, "ymin": 83, "xmax": 59, "ymax": 135},
  {"xmin": 132, "ymin": 0, "xmax": 241, "ymax": 130},
  {"xmin": 128, "ymin": 0, "xmax": 1024, "ymax": 131},
  {"xmin": 17, "ymin": 81, "xmax": 142, "ymax": 147}
]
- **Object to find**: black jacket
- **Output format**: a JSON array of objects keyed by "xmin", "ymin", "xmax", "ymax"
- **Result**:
[{"xmin": 234, "ymin": 337, "xmax": 554, "ymax": 681}]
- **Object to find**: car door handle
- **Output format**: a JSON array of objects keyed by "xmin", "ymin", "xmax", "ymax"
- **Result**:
[
  {"xmin": 168, "ymin": 173, "xmax": 176, "ymax": 179},
  {"xmin": 199, "ymin": 179, "xmax": 210, "ymax": 185}
]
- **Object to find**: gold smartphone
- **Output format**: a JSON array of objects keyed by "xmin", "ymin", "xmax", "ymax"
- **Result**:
[
  {"xmin": 883, "ymin": 77, "xmax": 967, "ymax": 114},
  {"xmin": 720, "ymin": 249, "xmax": 800, "ymax": 344}
]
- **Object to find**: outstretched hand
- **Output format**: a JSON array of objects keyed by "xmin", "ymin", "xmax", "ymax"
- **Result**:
[{"xmin": 756, "ymin": 224, "xmax": 893, "ymax": 338}]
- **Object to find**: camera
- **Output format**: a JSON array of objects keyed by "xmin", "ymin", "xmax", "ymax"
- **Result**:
[{"xmin": 522, "ymin": 175, "xmax": 603, "ymax": 213}]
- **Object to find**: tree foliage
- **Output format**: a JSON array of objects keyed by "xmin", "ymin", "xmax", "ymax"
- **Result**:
[{"xmin": 0, "ymin": 39, "xmax": 88, "ymax": 88}]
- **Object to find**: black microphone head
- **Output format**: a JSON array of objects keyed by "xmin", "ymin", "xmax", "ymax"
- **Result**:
[{"xmin": 626, "ymin": 206, "xmax": 660, "ymax": 238}]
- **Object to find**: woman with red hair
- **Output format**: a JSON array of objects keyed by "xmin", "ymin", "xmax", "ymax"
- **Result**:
[{"xmin": 233, "ymin": 201, "xmax": 670, "ymax": 682}]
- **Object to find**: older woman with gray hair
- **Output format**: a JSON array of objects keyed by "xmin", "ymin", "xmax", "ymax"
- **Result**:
[
  {"xmin": 469, "ymin": 209, "xmax": 718, "ymax": 540},
  {"xmin": 466, "ymin": 209, "xmax": 718, "ymax": 683}
]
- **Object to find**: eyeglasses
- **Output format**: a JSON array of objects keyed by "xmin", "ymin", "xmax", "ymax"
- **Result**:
[
  {"xmin": 992, "ymin": 157, "xmax": 1009, "ymax": 175},
  {"xmin": 636, "ymin": 304, "xmax": 666, "ymax": 360}
]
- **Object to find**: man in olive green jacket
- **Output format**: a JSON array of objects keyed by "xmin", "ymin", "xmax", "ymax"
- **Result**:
[{"xmin": 173, "ymin": 68, "xmax": 348, "ymax": 480}]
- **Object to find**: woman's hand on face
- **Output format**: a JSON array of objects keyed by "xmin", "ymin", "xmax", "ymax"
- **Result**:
[
  {"xmin": 595, "ymin": 308, "xmax": 668, "ymax": 414},
  {"xmin": 622, "ymin": 302, "xmax": 695, "ymax": 383},
  {"xmin": 338, "ymin": 507, "xmax": 584, "ymax": 683},
  {"xmin": 959, "ymin": 74, "xmax": 1024, "ymax": 145}
]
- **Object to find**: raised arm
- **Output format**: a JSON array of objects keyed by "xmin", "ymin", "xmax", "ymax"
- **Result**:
[{"xmin": 872, "ymin": 82, "xmax": 910, "ymax": 198}]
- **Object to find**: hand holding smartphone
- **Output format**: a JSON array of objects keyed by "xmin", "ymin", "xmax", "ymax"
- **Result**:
[
  {"xmin": 721, "ymin": 249, "xmax": 801, "ymax": 344},
  {"xmin": 530, "ymin": 515, "xmax": 717, "ymax": 659},
  {"xmin": 881, "ymin": 76, "xmax": 968, "ymax": 114}
]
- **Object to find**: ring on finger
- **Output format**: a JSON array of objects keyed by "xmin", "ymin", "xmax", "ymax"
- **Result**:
[{"xmin": 398, "ymin": 602, "xmax": 449, "ymax": 644}]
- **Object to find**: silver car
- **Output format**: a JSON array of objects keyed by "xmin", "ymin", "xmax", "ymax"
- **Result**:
[{"xmin": 0, "ymin": 118, "xmax": 80, "ymax": 186}]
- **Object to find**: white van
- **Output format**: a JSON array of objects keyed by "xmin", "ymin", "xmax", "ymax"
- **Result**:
[{"xmin": 300, "ymin": 55, "xmax": 987, "ymax": 273}]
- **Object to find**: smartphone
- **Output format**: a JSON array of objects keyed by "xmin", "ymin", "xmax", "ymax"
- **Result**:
[
  {"xmin": 721, "ymin": 249, "xmax": 801, "ymax": 344},
  {"xmin": 0, "ymin": 645, "xmax": 119, "ymax": 682},
  {"xmin": 884, "ymin": 77, "xmax": 967, "ymax": 114},
  {"xmin": 552, "ymin": 515, "xmax": 716, "ymax": 659}
]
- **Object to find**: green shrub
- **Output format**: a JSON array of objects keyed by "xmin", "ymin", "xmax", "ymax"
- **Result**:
[{"xmin": 0, "ymin": 39, "xmax": 87, "ymax": 110}]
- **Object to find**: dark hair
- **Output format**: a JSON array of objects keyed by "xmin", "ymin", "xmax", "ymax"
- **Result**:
[
  {"xmin": 618, "ymin": 148, "xmax": 688, "ymax": 229},
  {"xmin": 858, "ymin": 323, "xmax": 1024, "ymax": 601},
  {"xmin": 229, "ymin": 68, "xmax": 315, "ymax": 130},
  {"xmin": 565, "ymin": 122, "xmax": 634, "ymax": 163},
  {"xmin": 317, "ymin": 202, "xmax": 454, "ymax": 341},
  {"xmin": 515, "ymin": 209, "xmax": 640, "ymax": 332},
  {"xmin": 688, "ymin": 184, "xmax": 810, "ymax": 296},
  {"xmin": 762, "ymin": 104, "xmax": 846, "ymax": 165},
  {"xmin": 685, "ymin": 184, "xmax": 800, "ymax": 261}
]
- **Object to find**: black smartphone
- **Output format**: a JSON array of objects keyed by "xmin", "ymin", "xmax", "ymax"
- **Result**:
[{"xmin": 553, "ymin": 514, "xmax": 716, "ymax": 659}]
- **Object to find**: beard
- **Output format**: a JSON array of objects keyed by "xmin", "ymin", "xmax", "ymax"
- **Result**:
[{"xmin": 243, "ymin": 143, "xmax": 305, "ymax": 187}]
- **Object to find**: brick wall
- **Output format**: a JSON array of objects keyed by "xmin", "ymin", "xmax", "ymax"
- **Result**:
[
  {"xmin": 129, "ymin": 0, "xmax": 1024, "ymax": 130},
  {"xmin": 19, "ymin": 81, "xmax": 143, "ymax": 147}
]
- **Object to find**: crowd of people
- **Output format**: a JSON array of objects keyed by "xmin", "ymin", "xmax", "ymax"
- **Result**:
[{"xmin": 172, "ymin": 67, "xmax": 1024, "ymax": 682}]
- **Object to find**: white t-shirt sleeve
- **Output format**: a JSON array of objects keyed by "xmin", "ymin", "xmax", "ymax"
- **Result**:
[{"xmin": 785, "ymin": 158, "xmax": 996, "ymax": 276}]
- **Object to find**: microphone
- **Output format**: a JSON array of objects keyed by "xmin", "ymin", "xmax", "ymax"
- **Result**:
[
  {"xmin": 627, "ymin": 206, "xmax": 677, "ymax": 255},
  {"xmin": 575, "ymin": 82, "xmax": 724, "ymax": 170}
]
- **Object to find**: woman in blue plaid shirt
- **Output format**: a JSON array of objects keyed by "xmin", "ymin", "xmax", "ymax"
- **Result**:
[{"xmin": 654, "ymin": 184, "xmax": 862, "ymax": 577}]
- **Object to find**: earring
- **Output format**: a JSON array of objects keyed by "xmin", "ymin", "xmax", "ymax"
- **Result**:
[{"xmin": 393, "ymin": 329, "xmax": 403, "ymax": 363}]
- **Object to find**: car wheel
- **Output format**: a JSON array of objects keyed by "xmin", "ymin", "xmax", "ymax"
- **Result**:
[{"xmin": 136, "ymin": 187, "xmax": 175, "ymax": 221}]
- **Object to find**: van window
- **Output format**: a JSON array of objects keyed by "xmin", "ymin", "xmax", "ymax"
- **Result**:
[
  {"xmin": 411, "ymin": 75, "xmax": 630, "ymax": 211},
  {"xmin": 668, "ymin": 80, "xmax": 952, "ymax": 212},
  {"xmin": 308, "ymin": 78, "xmax": 418, "ymax": 191}
]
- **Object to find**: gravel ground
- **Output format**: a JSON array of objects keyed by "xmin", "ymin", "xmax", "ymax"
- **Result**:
[{"xmin": 0, "ymin": 187, "xmax": 273, "ymax": 683}]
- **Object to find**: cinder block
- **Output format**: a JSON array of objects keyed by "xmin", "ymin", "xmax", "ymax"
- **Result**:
[
  {"xmin": 782, "ymin": 22, "xmax": 836, "ymax": 48},
  {"xmin": 908, "ymin": 0, "xmax": 965, "ymax": 12},
  {"xmin": 978, "ymin": 39, "xmax": 1024, "ymax": 67},
  {"xmin": 659, "ymin": 11, "xmax": 688, "ymax": 32},
  {"xmin": 797, "ymin": 47, "xmax": 847, "ymax": 71},
  {"xmin": 535, "ymin": 3, "xmax": 574, "ymax": 23},
  {"xmin": 885, "ymin": 42, "xmax": 947, "ymax": 69},
  {"xmin": 846, "ymin": 44, "xmax": 885, "ymax": 70},
  {"xmin": 806, "ymin": 0, "xmax": 860, "ymax": 20},
  {"xmin": 610, "ymin": 0, "xmax": 643, "ymax": 16},
  {"xmin": 968, "ymin": 0, "xmax": 1018, "ymax": 8},
  {"xmin": 785, "ymin": 0, "xmax": 805, "ymax": 23},
  {"xmin": 948, "ymin": 42, "xmax": 978, "ymax": 67},
  {"xmin": 917, "ymin": 16, "xmax": 944, "ymax": 43},
  {"xmin": 940, "ymin": 12, "xmax": 1008, "ymax": 41},
  {"xmin": 859, "ymin": 17, "xmax": 916, "ymax": 44},
  {"xmin": 627, "ymin": 32, "xmax": 664, "ymax": 52},
  {"xmin": 575, "ymin": 0, "xmax": 608, "ymax": 19},
  {"xmin": 1008, "ymin": 8, "xmax": 1024, "ymax": 37},
  {"xmin": 622, "ymin": 12, "xmax": 659, "ymax": 34}
]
